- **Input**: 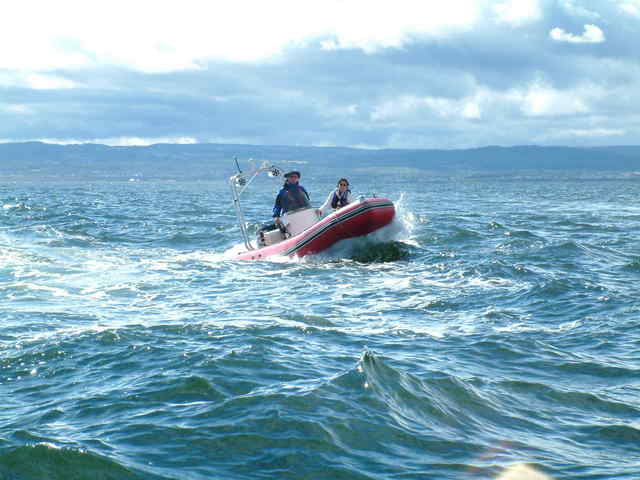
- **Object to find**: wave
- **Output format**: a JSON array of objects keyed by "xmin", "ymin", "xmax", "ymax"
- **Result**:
[
  {"xmin": 0, "ymin": 441, "xmax": 160, "ymax": 480},
  {"xmin": 577, "ymin": 424, "xmax": 640, "ymax": 444},
  {"xmin": 446, "ymin": 227, "xmax": 483, "ymax": 244},
  {"xmin": 498, "ymin": 379, "xmax": 640, "ymax": 418},
  {"xmin": 503, "ymin": 229, "xmax": 544, "ymax": 240},
  {"xmin": 172, "ymin": 349, "xmax": 499, "ymax": 476},
  {"xmin": 356, "ymin": 351, "xmax": 475, "ymax": 433},
  {"xmin": 341, "ymin": 240, "xmax": 413, "ymax": 263},
  {"xmin": 621, "ymin": 258, "xmax": 640, "ymax": 272},
  {"xmin": 464, "ymin": 259, "xmax": 537, "ymax": 279}
]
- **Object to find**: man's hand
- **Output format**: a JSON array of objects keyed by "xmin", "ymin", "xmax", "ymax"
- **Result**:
[{"xmin": 274, "ymin": 216, "xmax": 281, "ymax": 225}]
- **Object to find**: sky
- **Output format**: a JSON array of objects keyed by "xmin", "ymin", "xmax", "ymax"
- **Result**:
[{"xmin": 1, "ymin": 0, "xmax": 639, "ymax": 149}]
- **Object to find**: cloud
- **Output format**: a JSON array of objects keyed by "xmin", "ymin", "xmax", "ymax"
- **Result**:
[
  {"xmin": 558, "ymin": 0, "xmax": 602, "ymax": 19},
  {"xmin": 1, "ymin": 0, "xmax": 640, "ymax": 149},
  {"xmin": 2, "ymin": 104, "xmax": 33, "ymax": 115},
  {"xmin": 32, "ymin": 137, "xmax": 199, "ymax": 146},
  {"xmin": 520, "ymin": 84, "xmax": 588, "ymax": 116},
  {"xmin": 492, "ymin": 0, "xmax": 542, "ymax": 25},
  {"xmin": 549, "ymin": 24, "xmax": 605, "ymax": 43},
  {"xmin": 620, "ymin": 2, "xmax": 640, "ymax": 17},
  {"xmin": 316, "ymin": 1, "xmax": 483, "ymax": 53},
  {"xmin": 0, "ymin": 71, "xmax": 82, "ymax": 91},
  {"xmin": 370, "ymin": 94, "xmax": 484, "ymax": 123},
  {"xmin": 1, "ymin": 0, "xmax": 487, "ymax": 73},
  {"xmin": 564, "ymin": 128, "xmax": 625, "ymax": 137}
]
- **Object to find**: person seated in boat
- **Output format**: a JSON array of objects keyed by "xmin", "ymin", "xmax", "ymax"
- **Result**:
[
  {"xmin": 316, "ymin": 178, "xmax": 353, "ymax": 216},
  {"xmin": 272, "ymin": 171, "xmax": 311, "ymax": 227}
]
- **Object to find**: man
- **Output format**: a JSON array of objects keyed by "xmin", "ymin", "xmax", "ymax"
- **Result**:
[{"xmin": 272, "ymin": 171, "xmax": 310, "ymax": 226}]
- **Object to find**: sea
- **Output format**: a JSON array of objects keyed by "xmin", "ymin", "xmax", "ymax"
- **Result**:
[{"xmin": 1, "ymin": 162, "xmax": 640, "ymax": 480}]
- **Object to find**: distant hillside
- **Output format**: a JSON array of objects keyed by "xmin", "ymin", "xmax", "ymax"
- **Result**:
[{"xmin": 1, "ymin": 142, "xmax": 640, "ymax": 180}]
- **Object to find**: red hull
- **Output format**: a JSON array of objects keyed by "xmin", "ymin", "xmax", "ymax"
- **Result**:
[{"xmin": 235, "ymin": 198, "xmax": 395, "ymax": 260}]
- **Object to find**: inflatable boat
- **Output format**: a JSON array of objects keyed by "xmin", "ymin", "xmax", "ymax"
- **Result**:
[{"xmin": 229, "ymin": 161, "xmax": 395, "ymax": 260}]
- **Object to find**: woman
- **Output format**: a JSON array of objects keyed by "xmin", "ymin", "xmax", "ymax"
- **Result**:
[{"xmin": 316, "ymin": 178, "xmax": 353, "ymax": 216}]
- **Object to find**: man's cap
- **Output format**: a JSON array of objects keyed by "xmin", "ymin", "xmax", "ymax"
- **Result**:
[{"xmin": 284, "ymin": 171, "xmax": 301, "ymax": 178}]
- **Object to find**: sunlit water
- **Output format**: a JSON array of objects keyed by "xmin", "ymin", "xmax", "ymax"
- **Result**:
[{"xmin": 1, "ymin": 171, "xmax": 640, "ymax": 479}]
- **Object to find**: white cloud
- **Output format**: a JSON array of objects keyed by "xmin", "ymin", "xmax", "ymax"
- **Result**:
[
  {"xmin": 1, "ymin": 0, "xmax": 486, "ymax": 73},
  {"xmin": 2, "ymin": 104, "xmax": 33, "ymax": 115},
  {"xmin": 32, "ymin": 137, "xmax": 198, "ymax": 146},
  {"xmin": 521, "ymin": 83, "xmax": 589, "ymax": 116},
  {"xmin": 564, "ymin": 128, "xmax": 625, "ymax": 137},
  {"xmin": 316, "ymin": 0, "xmax": 483, "ymax": 53},
  {"xmin": 25, "ymin": 75, "xmax": 78, "ymax": 90},
  {"xmin": 462, "ymin": 103, "xmax": 482, "ymax": 119},
  {"xmin": 620, "ymin": 2, "xmax": 640, "ymax": 17},
  {"xmin": 549, "ymin": 24, "xmax": 605, "ymax": 43},
  {"xmin": 542, "ymin": 127, "xmax": 627, "ymax": 143},
  {"xmin": 369, "ymin": 80, "xmax": 616, "ymax": 125},
  {"xmin": 319, "ymin": 104, "xmax": 360, "ymax": 118},
  {"xmin": 558, "ymin": 0, "xmax": 601, "ymax": 19},
  {"xmin": 492, "ymin": 0, "xmax": 542, "ymax": 25},
  {"xmin": 0, "ymin": 72, "xmax": 79, "ymax": 90},
  {"xmin": 106, "ymin": 137, "xmax": 198, "ymax": 146},
  {"xmin": 370, "ymin": 94, "xmax": 484, "ymax": 122}
]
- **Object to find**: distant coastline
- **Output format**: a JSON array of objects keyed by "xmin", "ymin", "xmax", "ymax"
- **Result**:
[{"xmin": 2, "ymin": 141, "xmax": 640, "ymax": 180}]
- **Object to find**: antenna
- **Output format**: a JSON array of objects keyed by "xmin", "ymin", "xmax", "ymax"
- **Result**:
[{"xmin": 234, "ymin": 157, "xmax": 247, "ymax": 186}]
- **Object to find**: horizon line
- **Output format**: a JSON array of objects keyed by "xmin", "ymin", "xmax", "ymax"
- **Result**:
[{"xmin": 2, "ymin": 140, "xmax": 639, "ymax": 152}]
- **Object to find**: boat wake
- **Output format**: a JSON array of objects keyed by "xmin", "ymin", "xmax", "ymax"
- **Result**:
[
  {"xmin": 311, "ymin": 222, "xmax": 412, "ymax": 263},
  {"xmin": 299, "ymin": 196, "xmax": 417, "ymax": 263}
]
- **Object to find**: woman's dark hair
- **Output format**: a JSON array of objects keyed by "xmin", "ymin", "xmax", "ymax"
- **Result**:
[{"xmin": 337, "ymin": 178, "xmax": 349, "ymax": 186}]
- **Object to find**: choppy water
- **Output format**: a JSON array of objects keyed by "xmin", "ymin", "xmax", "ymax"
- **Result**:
[{"xmin": 2, "ymin": 170, "xmax": 640, "ymax": 480}]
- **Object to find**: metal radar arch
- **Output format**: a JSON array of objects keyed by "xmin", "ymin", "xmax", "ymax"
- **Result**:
[{"xmin": 229, "ymin": 158, "xmax": 282, "ymax": 251}]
